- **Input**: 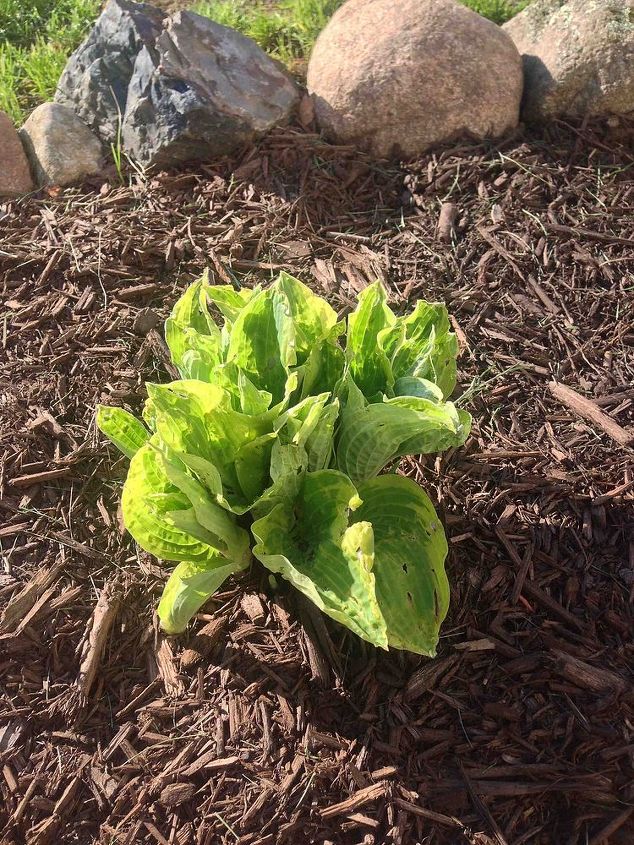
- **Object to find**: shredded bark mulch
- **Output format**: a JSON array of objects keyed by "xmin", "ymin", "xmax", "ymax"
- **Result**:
[{"xmin": 1, "ymin": 114, "xmax": 633, "ymax": 845}]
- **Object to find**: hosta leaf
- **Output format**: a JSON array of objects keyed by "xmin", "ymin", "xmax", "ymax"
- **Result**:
[
  {"xmin": 251, "ymin": 470, "xmax": 388, "ymax": 648},
  {"xmin": 275, "ymin": 272, "xmax": 338, "ymax": 362},
  {"xmin": 96, "ymin": 405, "xmax": 149, "ymax": 459},
  {"xmin": 227, "ymin": 285, "xmax": 296, "ymax": 402},
  {"xmin": 305, "ymin": 400, "xmax": 339, "ymax": 471},
  {"xmin": 122, "ymin": 442, "xmax": 221, "ymax": 564},
  {"xmin": 393, "ymin": 376, "xmax": 443, "ymax": 402},
  {"xmin": 352, "ymin": 475, "xmax": 449, "ymax": 656},
  {"xmin": 390, "ymin": 397, "xmax": 471, "ymax": 454},
  {"xmin": 299, "ymin": 329, "xmax": 346, "ymax": 400},
  {"xmin": 415, "ymin": 330, "xmax": 459, "ymax": 399},
  {"xmin": 178, "ymin": 333, "xmax": 223, "ymax": 381},
  {"xmin": 337, "ymin": 396, "xmax": 470, "ymax": 484},
  {"xmin": 160, "ymin": 455, "xmax": 251, "ymax": 563},
  {"xmin": 270, "ymin": 441, "xmax": 308, "ymax": 483},
  {"xmin": 165, "ymin": 277, "xmax": 221, "ymax": 371},
  {"xmin": 275, "ymin": 393, "xmax": 338, "ymax": 472},
  {"xmin": 178, "ymin": 357, "xmax": 272, "ymax": 415},
  {"xmin": 205, "ymin": 284, "xmax": 258, "ymax": 323},
  {"xmin": 157, "ymin": 557, "xmax": 242, "ymax": 634},
  {"xmin": 146, "ymin": 380, "xmax": 266, "ymax": 498},
  {"xmin": 237, "ymin": 369, "xmax": 272, "ymax": 415},
  {"xmin": 379, "ymin": 301, "xmax": 459, "ymax": 399},
  {"xmin": 275, "ymin": 392, "xmax": 330, "ymax": 445},
  {"xmin": 234, "ymin": 432, "xmax": 277, "ymax": 504},
  {"xmin": 346, "ymin": 281, "xmax": 395, "ymax": 399}
]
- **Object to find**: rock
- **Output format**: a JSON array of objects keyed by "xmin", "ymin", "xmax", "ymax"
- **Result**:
[
  {"xmin": 121, "ymin": 11, "xmax": 299, "ymax": 167},
  {"xmin": 55, "ymin": 0, "xmax": 164, "ymax": 144},
  {"xmin": 55, "ymin": 1, "xmax": 299, "ymax": 168},
  {"xmin": 503, "ymin": 0, "xmax": 634, "ymax": 122},
  {"xmin": 307, "ymin": 0, "xmax": 523, "ymax": 159},
  {"xmin": 19, "ymin": 103, "xmax": 103, "ymax": 187},
  {"xmin": 0, "ymin": 111, "xmax": 33, "ymax": 196}
]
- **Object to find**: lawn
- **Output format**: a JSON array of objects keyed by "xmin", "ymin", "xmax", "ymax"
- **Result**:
[{"xmin": 1, "ymin": 0, "xmax": 530, "ymax": 124}]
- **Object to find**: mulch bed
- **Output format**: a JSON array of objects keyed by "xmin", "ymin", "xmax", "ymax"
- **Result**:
[{"xmin": 1, "ymin": 113, "xmax": 633, "ymax": 845}]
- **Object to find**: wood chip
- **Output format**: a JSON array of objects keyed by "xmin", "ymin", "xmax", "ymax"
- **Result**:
[
  {"xmin": 548, "ymin": 381, "xmax": 634, "ymax": 448},
  {"xmin": 180, "ymin": 617, "xmax": 226, "ymax": 668},
  {"xmin": 77, "ymin": 581, "xmax": 120, "ymax": 698},
  {"xmin": 320, "ymin": 782, "xmax": 386, "ymax": 819}
]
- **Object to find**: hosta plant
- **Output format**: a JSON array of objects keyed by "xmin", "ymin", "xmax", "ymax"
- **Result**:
[{"xmin": 97, "ymin": 273, "xmax": 471, "ymax": 656}]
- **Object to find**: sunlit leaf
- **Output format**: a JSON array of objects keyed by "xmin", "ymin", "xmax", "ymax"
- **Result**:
[
  {"xmin": 337, "ymin": 395, "xmax": 470, "ymax": 484},
  {"xmin": 158, "ymin": 557, "xmax": 243, "ymax": 634},
  {"xmin": 96, "ymin": 405, "xmax": 149, "ymax": 459},
  {"xmin": 346, "ymin": 281, "xmax": 395, "ymax": 398},
  {"xmin": 252, "ymin": 470, "xmax": 387, "ymax": 648},
  {"xmin": 353, "ymin": 475, "xmax": 449, "ymax": 656}
]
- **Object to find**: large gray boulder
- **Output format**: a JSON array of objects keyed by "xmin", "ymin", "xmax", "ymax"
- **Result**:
[
  {"xmin": 19, "ymin": 103, "xmax": 103, "ymax": 187},
  {"xmin": 307, "ymin": 0, "xmax": 523, "ymax": 159},
  {"xmin": 122, "ymin": 11, "xmax": 300, "ymax": 167},
  {"xmin": 54, "ymin": 1, "xmax": 299, "ymax": 168},
  {"xmin": 503, "ymin": 0, "xmax": 634, "ymax": 122},
  {"xmin": 55, "ymin": 0, "xmax": 164, "ymax": 144}
]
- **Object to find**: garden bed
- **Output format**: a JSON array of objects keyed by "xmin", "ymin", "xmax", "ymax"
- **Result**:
[{"xmin": 0, "ymin": 115, "xmax": 633, "ymax": 844}]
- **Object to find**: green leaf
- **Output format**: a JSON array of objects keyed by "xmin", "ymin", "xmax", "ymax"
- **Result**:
[
  {"xmin": 275, "ymin": 272, "xmax": 338, "ymax": 362},
  {"xmin": 393, "ymin": 376, "xmax": 444, "ymax": 402},
  {"xmin": 157, "ymin": 557, "xmax": 240, "ymax": 634},
  {"xmin": 226, "ymin": 285, "xmax": 296, "ymax": 402},
  {"xmin": 159, "ymin": 453, "xmax": 251, "ymax": 563},
  {"xmin": 234, "ymin": 432, "xmax": 277, "ymax": 504},
  {"xmin": 251, "ymin": 470, "xmax": 388, "ymax": 648},
  {"xmin": 305, "ymin": 400, "xmax": 339, "ymax": 471},
  {"xmin": 270, "ymin": 441, "xmax": 308, "ymax": 484},
  {"xmin": 346, "ymin": 282, "xmax": 396, "ymax": 398},
  {"xmin": 121, "ymin": 442, "xmax": 222, "ymax": 564},
  {"xmin": 96, "ymin": 405, "xmax": 149, "ymax": 459},
  {"xmin": 146, "ymin": 380, "xmax": 267, "ymax": 499},
  {"xmin": 227, "ymin": 275, "xmax": 339, "ymax": 403},
  {"xmin": 165, "ymin": 277, "xmax": 221, "ymax": 372},
  {"xmin": 379, "ymin": 301, "xmax": 459, "ymax": 399},
  {"xmin": 275, "ymin": 392, "xmax": 339, "ymax": 472},
  {"xmin": 299, "ymin": 328, "xmax": 346, "ymax": 400},
  {"xmin": 123, "ymin": 442, "xmax": 250, "ymax": 635},
  {"xmin": 177, "ymin": 332, "xmax": 223, "ymax": 381},
  {"xmin": 337, "ymin": 396, "xmax": 470, "ymax": 484},
  {"xmin": 237, "ymin": 369, "xmax": 273, "ymax": 415},
  {"xmin": 353, "ymin": 475, "xmax": 449, "ymax": 656},
  {"xmin": 417, "ymin": 330, "xmax": 459, "ymax": 399},
  {"xmin": 205, "ymin": 284, "xmax": 259, "ymax": 323}
]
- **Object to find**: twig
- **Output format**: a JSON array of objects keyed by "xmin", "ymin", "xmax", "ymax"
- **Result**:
[{"xmin": 548, "ymin": 381, "xmax": 633, "ymax": 448}]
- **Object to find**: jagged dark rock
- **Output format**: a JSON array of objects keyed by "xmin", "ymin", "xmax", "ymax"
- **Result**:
[
  {"xmin": 55, "ymin": 0, "xmax": 164, "ymax": 144},
  {"xmin": 121, "ymin": 11, "xmax": 299, "ymax": 167},
  {"xmin": 55, "ymin": 1, "xmax": 299, "ymax": 168}
]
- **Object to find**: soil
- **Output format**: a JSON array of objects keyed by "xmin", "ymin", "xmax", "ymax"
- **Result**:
[{"xmin": 1, "ymin": 113, "xmax": 633, "ymax": 845}]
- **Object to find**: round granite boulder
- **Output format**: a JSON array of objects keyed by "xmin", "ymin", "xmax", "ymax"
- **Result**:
[
  {"xmin": 503, "ymin": 0, "xmax": 634, "ymax": 122},
  {"xmin": 307, "ymin": 0, "xmax": 523, "ymax": 158}
]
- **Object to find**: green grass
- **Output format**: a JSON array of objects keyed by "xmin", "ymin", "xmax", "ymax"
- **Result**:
[
  {"xmin": 461, "ymin": 0, "xmax": 530, "ymax": 25},
  {"xmin": 1, "ymin": 0, "xmax": 529, "ymax": 125},
  {"xmin": 0, "ymin": 0, "xmax": 99, "ymax": 123},
  {"xmin": 192, "ymin": 0, "xmax": 343, "ymax": 63}
]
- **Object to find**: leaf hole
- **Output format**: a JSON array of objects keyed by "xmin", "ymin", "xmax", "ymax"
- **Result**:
[
  {"xmin": 402, "ymin": 562, "xmax": 408, "ymax": 574},
  {"xmin": 406, "ymin": 591, "xmax": 413, "ymax": 604}
]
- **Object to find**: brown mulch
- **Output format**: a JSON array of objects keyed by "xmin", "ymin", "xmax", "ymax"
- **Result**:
[{"xmin": 1, "ymin": 114, "xmax": 633, "ymax": 845}]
